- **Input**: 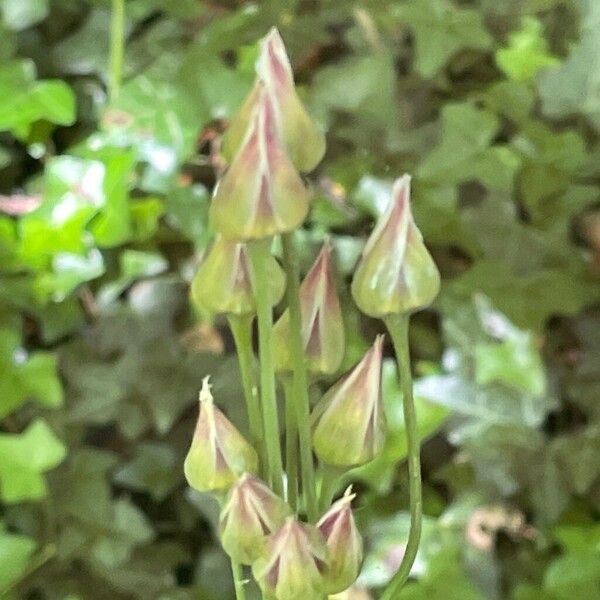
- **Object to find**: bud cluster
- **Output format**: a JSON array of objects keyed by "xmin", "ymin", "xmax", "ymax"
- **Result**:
[{"xmin": 185, "ymin": 25, "xmax": 440, "ymax": 600}]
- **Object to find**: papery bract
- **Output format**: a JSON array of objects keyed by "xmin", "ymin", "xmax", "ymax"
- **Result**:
[
  {"xmin": 312, "ymin": 336, "xmax": 386, "ymax": 467},
  {"xmin": 252, "ymin": 517, "xmax": 328, "ymax": 600},
  {"xmin": 219, "ymin": 473, "xmax": 292, "ymax": 564},
  {"xmin": 191, "ymin": 235, "xmax": 285, "ymax": 316},
  {"xmin": 351, "ymin": 175, "xmax": 440, "ymax": 317},
  {"xmin": 318, "ymin": 486, "xmax": 363, "ymax": 594},
  {"xmin": 184, "ymin": 377, "xmax": 258, "ymax": 492},
  {"xmin": 273, "ymin": 240, "xmax": 344, "ymax": 374},
  {"xmin": 211, "ymin": 86, "xmax": 311, "ymax": 240},
  {"xmin": 223, "ymin": 28, "xmax": 325, "ymax": 173}
]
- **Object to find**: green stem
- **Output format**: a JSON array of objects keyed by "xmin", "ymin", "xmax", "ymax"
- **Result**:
[
  {"xmin": 381, "ymin": 314, "xmax": 422, "ymax": 599},
  {"xmin": 281, "ymin": 232, "xmax": 318, "ymax": 522},
  {"xmin": 230, "ymin": 560, "xmax": 246, "ymax": 600},
  {"xmin": 318, "ymin": 465, "xmax": 342, "ymax": 513},
  {"xmin": 228, "ymin": 314, "xmax": 266, "ymax": 474},
  {"xmin": 109, "ymin": 0, "xmax": 125, "ymax": 103},
  {"xmin": 282, "ymin": 376, "xmax": 299, "ymax": 511},
  {"xmin": 248, "ymin": 240, "xmax": 284, "ymax": 497}
]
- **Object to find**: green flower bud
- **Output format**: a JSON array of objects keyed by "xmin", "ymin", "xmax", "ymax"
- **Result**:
[
  {"xmin": 211, "ymin": 85, "xmax": 312, "ymax": 240},
  {"xmin": 312, "ymin": 336, "xmax": 386, "ymax": 467},
  {"xmin": 351, "ymin": 175, "xmax": 440, "ymax": 317},
  {"xmin": 329, "ymin": 587, "xmax": 373, "ymax": 600},
  {"xmin": 273, "ymin": 241, "xmax": 345, "ymax": 375},
  {"xmin": 219, "ymin": 473, "xmax": 292, "ymax": 565},
  {"xmin": 191, "ymin": 234, "xmax": 286, "ymax": 316},
  {"xmin": 253, "ymin": 517, "xmax": 328, "ymax": 600},
  {"xmin": 223, "ymin": 28, "xmax": 325, "ymax": 173},
  {"xmin": 184, "ymin": 377, "xmax": 258, "ymax": 492},
  {"xmin": 318, "ymin": 486, "xmax": 363, "ymax": 594}
]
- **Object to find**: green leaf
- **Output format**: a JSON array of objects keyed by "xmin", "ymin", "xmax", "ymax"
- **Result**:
[
  {"xmin": 130, "ymin": 197, "xmax": 164, "ymax": 242},
  {"xmin": 539, "ymin": 0, "xmax": 600, "ymax": 131},
  {"xmin": 0, "ymin": 525, "xmax": 37, "ymax": 591},
  {"xmin": 398, "ymin": 0, "xmax": 492, "ymax": 78},
  {"xmin": 418, "ymin": 103, "xmax": 520, "ymax": 191},
  {"xmin": 496, "ymin": 17, "xmax": 559, "ymax": 82},
  {"xmin": 0, "ymin": 419, "xmax": 67, "ymax": 502},
  {"xmin": 1, "ymin": 0, "xmax": 48, "ymax": 31},
  {"xmin": 0, "ymin": 60, "xmax": 75, "ymax": 139}
]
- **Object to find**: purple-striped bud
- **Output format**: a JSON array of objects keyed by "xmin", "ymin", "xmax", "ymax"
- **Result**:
[
  {"xmin": 219, "ymin": 474, "xmax": 292, "ymax": 564},
  {"xmin": 191, "ymin": 235, "xmax": 286, "ymax": 316},
  {"xmin": 252, "ymin": 517, "xmax": 328, "ymax": 600},
  {"xmin": 211, "ymin": 85, "xmax": 311, "ymax": 240},
  {"xmin": 273, "ymin": 241, "xmax": 345, "ymax": 374},
  {"xmin": 223, "ymin": 28, "xmax": 325, "ymax": 173},
  {"xmin": 184, "ymin": 378, "xmax": 258, "ymax": 493},
  {"xmin": 318, "ymin": 486, "xmax": 363, "ymax": 594},
  {"xmin": 351, "ymin": 175, "xmax": 440, "ymax": 317},
  {"xmin": 312, "ymin": 336, "xmax": 386, "ymax": 467}
]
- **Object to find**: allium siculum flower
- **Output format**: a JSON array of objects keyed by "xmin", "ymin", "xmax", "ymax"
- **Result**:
[
  {"xmin": 190, "ymin": 235, "xmax": 286, "ymax": 316},
  {"xmin": 223, "ymin": 27, "xmax": 326, "ymax": 173},
  {"xmin": 318, "ymin": 486, "xmax": 363, "ymax": 594},
  {"xmin": 219, "ymin": 473, "xmax": 292, "ymax": 564},
  {"xmin": 273, "ymin": 240, "xmax": 345, "ymax": 375},
  {"xmin": 252, "ymin": 517, "xmax": 328, "ymax": 600},
  {"xmin": 312, "ymin": 336, "xmax": 386, "ymax": 467},
  {"xmin": 351, "ymin": 175, "xmax": 440, "ymax": 317},
  {"xmin": 210, "ymin": 85, "xmax": 311, "ymax": 240},
  {"xmin": 184, "ymin": 377, "xmax": 258, "ymax": 492}
]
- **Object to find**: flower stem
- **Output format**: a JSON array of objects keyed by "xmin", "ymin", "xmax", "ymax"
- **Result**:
[
  {"xmin": 108, "ymin": 0, "xmax": 125, "ymax": 103},
  {"xmin": 230, "ymin": 560, "xmax": 246, "ymax": 600},
  {"xmin": 228, "ymin": 314, "xmax": 266, "ymax": 475},
  {"xmin": 282, "ymin": 376, "xmax": 299, "ymax": 511},
  {"xmin": 281, "ymin": 232, "xmax": 318, "ymax": 522},
  {"xmin": 248, "ymin": 240, "xmax": 284, "ymax": 497},
  {"xmin": 318, "ymin": 465, "xmax": 342, "ymax": 513},
  {"xmin": 381, "ymin": 313, "xmax": 422, "ymax": 598}
]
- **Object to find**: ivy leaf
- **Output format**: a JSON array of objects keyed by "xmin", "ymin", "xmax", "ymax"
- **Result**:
[
  {"xmin": 496, "ymin": 17, "xmax": 559, "ymax": 82},
  {"xmin": 418, "ymin": 103, "xmax": 520, "ymax": 191},
  {"xmin": 0, "ymin": 60, "xmax": 75, "ymax": 139},
  {"xmin": 398, "ymin": 0, "xmax": 492, "ymax": 78},
  {"xmin": 539, "ymin": 0, "xmax": 600, "ymax": 131},
  {"xmin": 0, "ymin": 525, "xmax": 37, "ymax": 591},
  {"xmin": 0, "ymin": 419, "xmax": 67, "ymax": 503}
]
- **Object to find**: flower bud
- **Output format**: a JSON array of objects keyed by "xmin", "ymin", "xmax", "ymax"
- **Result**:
[
  {"xmin": 223, "ymin": 28, "xmax": 325, "ymax": 173},
  {"xmin": 318, "ymin": 486, "xmax": 363, "ymax": 594},
  {"xmin": 219, "ymin": 473, "xmax": 292, "ymax": 564},
  {"xmin": 191, "ymin": 235, "xmax": 286, "ymax": 316},
  {"xmin": 329, "ymin": 587, "xmax": 373, "ymax": 600},
  {"xmin": 351, "ymin": 175, "xmax": 440, "ymax": 317},
  {"xmin": 211, "ymin": 85, "xmax": 312, "ymax": 240},
  {"xmin": 184, "ymin": 377, "xmax": 258, "ymax": 492},
  {"xmin": 273, "ymin": 241, "xmax": 344, "ymax": 375},
  {"xmin": 312, "ymin": 336, "xmax": 385, "ymax": 467},
  {"xmin": 253, "ymin": 517, "xmax": 328, "ymax": 600}
]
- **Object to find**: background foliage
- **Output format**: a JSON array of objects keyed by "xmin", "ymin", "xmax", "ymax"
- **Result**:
[{"xmin": 1, "ymin": 0, "xmax": 599, "ymax": 598}]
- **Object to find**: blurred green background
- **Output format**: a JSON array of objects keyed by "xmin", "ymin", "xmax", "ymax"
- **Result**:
[{"xmin": 1, "ymin": 0, "xmax": 600, "ymax": 598}]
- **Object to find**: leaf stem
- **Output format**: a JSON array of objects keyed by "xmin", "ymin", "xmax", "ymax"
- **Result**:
[
  {"xmin": 248, "ymin": 239, "xmax": 284, "ymax": 497},
  {"xmin": 230, "ymin": 560, "xmax": 247, "ymax": 600},
  {"xmin": 109, "ymin": 0, "xmax": 125, "ymax": 103},
  {"xmin": 381, "ymin": 313, "xmax": 422, "ymax": 598},
  {"xmin": 228, "ymin": 314, "xmax": 266, "ymax": 476},
  {"xmin": 281, "ymin": 232, "xmax": 318, "ymax": 521}
]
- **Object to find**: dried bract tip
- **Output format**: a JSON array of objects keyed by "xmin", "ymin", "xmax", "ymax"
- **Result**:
[
  {"xmin": 219, "ymin": 473, "xmax": 292, "ymax": 564},
  {"xmin": 184, "ymin": 380, "xmax": 258, "ymax": 492},
  {"xmin": 273, "ymin": 241, "xmax": 345, "ymax": 375},
  {"xmin": 312, "ymin": 335, "xmax": 386, "ymax": 467},
  {"xmin": 351, "ymin": 175, "xmax": 440, "ymax": 317},
  {"xmin": 318, "ymin": 487, "xmax": 363, "ymax": 594}
]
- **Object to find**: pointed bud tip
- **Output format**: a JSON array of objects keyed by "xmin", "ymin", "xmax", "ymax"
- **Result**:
[{"xmin": 199, "ymin": 376, "xmax": 213, "ymax": 404}]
